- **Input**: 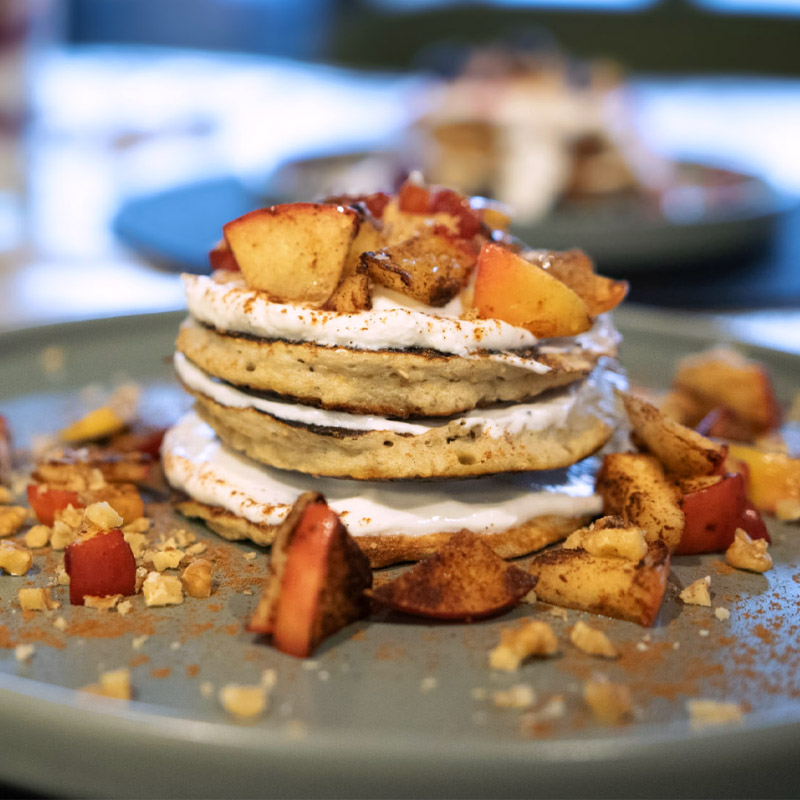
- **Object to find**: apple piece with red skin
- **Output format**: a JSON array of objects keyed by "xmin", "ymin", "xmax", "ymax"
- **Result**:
[
  {"xmin": 248, "ymin": 492, "xmax": 372, "ymax": 658},
  {"xmin": 323, "ymin": 191, "xmax": 391, "ymax": 220},
  {"xmin": 369, "ymin": 530, "xmax": 536, "ymax": 620},
  {"xmin": 727, "ymin": 443, "xmax": 800, "ymax": 513},
  {"xmin": 208, "ymin": 239, "xmax": 240, "ymax": 272},
  {"xmin": 27, "ymin": 484, "xmax": 85, "ymax": 527},
  {"xmin": 677, "ymin": 473, "xmax": 745, "ymax": 555},
  {"xmin": 473, "ymin": 243, "xmax": 592, "ymax": 338},
  {"xmin": 64, "ymin": 529, "xmax": 137, "ymax": 605},
  {"xmin": 396, "ymin": 180, "xmax": 483, "ymax": 238}
]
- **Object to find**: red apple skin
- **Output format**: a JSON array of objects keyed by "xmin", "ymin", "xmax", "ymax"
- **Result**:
[
  {"xmin": 208, "ymin": 240, "xmax": 240, "ymax": 272},
  {"xmin": 737, "ymin": 500, "xmax": 770, "ymax": 543},
  {"xmin": 64, "ymin": 529, "xmax": 136, "ymax": 605},
  {"xmin": 677, "ymin": 473, "xmax": 746, "ymax": 555},
  {"xmin": 272, "ymin": 503, "xmax": 340, "ymax": 658},
  {"xmin": 27, "ymin": 484, "xmax": 84, "ymax": 527},
  {"xmin": 0, "ymin": 415, "xmax": 11, "ymax": 485}
]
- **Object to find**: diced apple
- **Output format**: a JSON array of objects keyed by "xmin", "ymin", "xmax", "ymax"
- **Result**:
[
  {"xmin": 323, "ymin": 268, "xmax": 372, "ymax": 313},
  {"xmin": 28, "ymin": 484, "xmax": 84, "ymax": 527},
  {"xmin": 596, "ymin": 452, "xmax": 685, "ymax": 552},
  {"xmin": 248, "ymin": 492, "xmax": 372, "ymax": 658},
  {"xmin": 381, "ymin": 198, "xmax": 459, "ymax": 246},
  {"xmin": 223, "ymin": 203, "xmax": 359, "ymax": 304},
  {"xmin": 526, "ymin": 248, "xmax": 628, "ymax": 317},
  {"xmin": 673, "ymin": 348, "xmax": 782, "ymax": 437},
  {"xmin": 676, "ymin": 473, "xmax": 746, "ymax": 555},
  {"xmin": 368, "ymin": 530, "xmax": 536, "ymax": 620},
  {"xmin": 622, "ymin": 393, "xmax": 728, "ymax": 478},
  {"xmin": 208, "ymin": 239, "xmax": 240, "ymax": 272},
  {"xmin": 473, "ymin": 243, "xmax": 592, "ymax": 338},
  {"xmin": 64, "ymin": 529, "xmax": 136, "ymax": 606},
  {"xmin": 529, "ymin": 540, "xmax": 670, "ymax": 627},
  {"xmin": 727, "ymin": 443, "xmax": 800, "ymax": 513},
  {"xmin": 362, "ymin": 225, "xmax": 478, "ymax": 306}
]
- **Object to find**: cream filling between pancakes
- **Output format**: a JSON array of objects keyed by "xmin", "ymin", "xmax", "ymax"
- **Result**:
[
  {"xmin": 162, "ymin": 411, "xmax": 603, "ymax": 537},
  {"xmin": 183, "ymin": 273, "xmax": 620, "ymax": 373},
  {"xmin": 175, "ymin": 351, "xmax": 610, "ymax": 438}
]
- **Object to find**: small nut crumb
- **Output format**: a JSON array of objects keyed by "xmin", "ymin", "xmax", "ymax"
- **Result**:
[
  {"xmin": 83, "ymin": 668, "xmax": 131, "ymax": 700},
  {"xmin": 15, "ymin": 644, "xmax": 35, "ymax": 662},
  {"xmin": 122, "ymin": 517, "xmax": 150, "ymax": 535},
  {"xmin": 522, "ymin": 694, "xmax": 566, "ymax": 724},
  {"xmin": 492, "ymin": 684, "xmax": 536, "ymax": 709},
  {"xmin": 570, "ymin": 621, "xmax": 618, "ymax": 658},
  {"xmin": 84, "ymin": 594, "xmax": 122, "ymax": 611},
  {"xmin": 548, "ymin": 606, "xmax": 568, "ymax": 621},
  {"xmin": 0, "ymin": 506, "xmax": 27, "ymax": 538},
  {"xmin": 181, "ymin": 558, "xmax": 213, "ymax": 598},
  {"xmin": 243, "ymin": 551, "xmax": 257, "ymax": 561},
  {"xmin": 687, "ymin": 699, "xmax": 743, "ymax": 729},
  {"xmin": 56, "ymin": 564, "xmax": 70, "ymax": 585},
  {"xmin": 583, "ymin": 677, "xmax": 633, "ymax": 725},
  {"xmin": 699, "ymin": 629, "xmax": 710, "ymax": 637},
  {"xmin": 636, "ymin": 642, "xmax": 649, "ymax": 652},
  {"xmin": 83, "ymin": 501, "xmax": 123, "ymax": 533},
  {"xmin": 200, "ymin": 681, "xmax": 214, "ymax": 698},
  {"xmin": 185, "ymin": 542, "xmax": 207, "ymax": 556},
  {"xmin": 261, "ymin": 669, "xmax": 277, "ymax": 690},
  {"xmin": 0, "ymin": 540, "xmax": 33, "ymax": 575},
  {"xmin": 420, "ymin": 677, "xmax": 438, "ymax": 692},
  {"xmin": 148, "ymin": 548, "xmax": 184, "ymax": 572},
  {"xmin": 135, "ymin": 565, "xmax": 148, "ymax": 592},
  {"xmin": 18, "ymin": 587, "xmax": 59, "ymax": 611},
  {"xmin": 117, "ymin": 600, "xmax": 133, "ymax": 616},
  {"xmin": 52, "ymin": 616, "xmax": 68, "ymax": 632},
  {"xmin": 680, "ymin": 576, "xmax": 712, "ymax": 606},
  {"xmin": 489, "ymin": 620, "xmax": 558, "ymax": 671},
  {"xmin": 219, "ymin": 683, "xmax": 269, "ymax": 719},
  {"xmin": 131, "ymin": 635, "xmax": 149, "ymax": 650},
  {"xmin": 122, "ymin": 531, "xmax": 148, "ymax": 558},
  {"xmin": 521, "ymin": 588, "xmax": 537, "ymax": 604},
  {"xmin": 24, "ymin": 524, "xmax": 51, "ymax": 549},
  {"xmin": 726, "ymin": 529, "xmax": 773, "ymax": 573},
  {"xmin": 142, "ymin": 572, "xmax": 183, "ymax": 607},
  {"xmin": 714, "ymin": 607, "xmax": 730, "ymax": 621}
]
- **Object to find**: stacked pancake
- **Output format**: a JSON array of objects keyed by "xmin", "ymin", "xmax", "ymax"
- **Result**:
[{"xmin": 162, "ymin": 181, "xmax": 627, "ymax": 566}]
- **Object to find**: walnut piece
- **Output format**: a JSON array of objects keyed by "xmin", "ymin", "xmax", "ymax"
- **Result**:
[
  {"xmin": 24, "ymin": 524, "xmax": 51, "ymax": 549},
  {"xmin": 142, "ymin": 572, "xmax": 184, "ymax": 607},
  {"xmin": 680, "ymin": 576, "xmax": 712, "ymax": 606},
  {"xmin": 181, "ymin": 558, "xmax": 213, "ymax": 598},
  {"xmin": 726, "ymin": 529, "xmax": 773, "ymax": 573},
  {"xmin": 0, "ymin": 541, "xmax": 33, "ymax": 575},
  {"xmin": 0, "ymin": 506, "xmax": 27, "ymax": 538},
  {"xmin": 489, "ymin": 619, "xmax": 558, "ymax": 671},
  {"xmin": 687, "ymin": 698, "xmax": 743, "ymax": 729},
  {"xmin": 83, "ymin": 668, "xmax": 131, "ymax": 700},
  {"xmin": 583, "ymin": 677, "xmax": 633, "ymax": 724},
  {"xmin": 18, "ymin": 587, "xmax": 59, "ymax": 611},
  {"xmin": 219, "ymin": 683, "xmax": 269, "ymax": 719},
  {"xmin": 570, "ymin": 620, "xmax": 618, "ymax": 658}
]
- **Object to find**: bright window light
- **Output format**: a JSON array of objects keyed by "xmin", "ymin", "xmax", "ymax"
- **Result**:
[
  {"xmin": 694, "ymin": 0, "xmax": 800, "ymax": 13},
  {"xmin": 372, "ymin": 0, "xmax": 657, "ymax": 9}
]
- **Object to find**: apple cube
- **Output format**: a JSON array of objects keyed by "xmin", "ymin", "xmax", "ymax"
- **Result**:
[
  {"xmin": 727, "ymin": 443, "xmax": 800, "ymax": 513},
  {"xmin": 64, "ymin": 529, "xmax": 137, "ymax": 606},
  {"xmin": 529, "ymin": 539, "xmax": 671, "ymax": 627},
  {"xmin": 362, "ymin": 225, "xmax": 478, "ymax": 306},
  {"xmin": 473, "ymin": 243, "xmax": 592, "ymax": 338},
  {"xmin": 208, "ymin": 239, "xmax": 240, "ymax": 272},
  {"xmin": 676, "ymin": 472, "xmax": 747, "ymax": 555},
  {"xmin": 224, "ymin": 203, "xmax": 358, "ymax": 304},
  {"xmin": 369, "ymin": 530, "xmax": 536, "ymax": 620},
  {"xmin": 248, "ymin": 492, "xmax": 372, "ymax": 658}
]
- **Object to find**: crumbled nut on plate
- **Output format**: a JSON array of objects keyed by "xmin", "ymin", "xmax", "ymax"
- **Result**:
[
  {"xmin": 18, "ymin": 587, "xmax": 59, "ymax": 611},
  {"xmin": 142, "ymin": 572, "xmax": 184, "ymax": 607},
  {"xmin": 52, "ymin": 616, "xmax": 68, "ymax": 632},
  {"xmin": 117, "ymin": 599, "xmax": 133, "ymax": 616},
  {"xmin": 25, "ymin": 524, "xmax": 51, "ymax": 549},
  {"xmin": 0, "ymin": 541, "xmax": 33, "ymax": 575},
  {"xmin": 84, "ymin": 594, "xmax": 122, "ymax": 611},
  {"xmin": 219, "ymin": 683, "xmax": 270, "ymax": 719},
  {"xmin": 83, "ymin": 668, "xmax": 132, "ymax": 700},
  {"xmin": 687, "ymin": 699, "xmax": 744, "ymax": 729},
  {"xmin": 492, "ymin": 684, "xmax": 536, "ymax": 709},
  {"xmin": 726, "ymin": 529, "xmax": 773, "ymax": 573},
  {"xmin": 123, "ymin": 531, "xmax": 148, "ymax": 558},
  {"xmin": 489, "ymin": 619, "xmax": 558, "ymax": 671},
  {"xmin": 83, "ymin": 501, "xmax": 123, "ymax": 533},
  {"xmin": 570, "ymin": 621, "xmax": 618, "ymax": 658},
  {"xmin": 680, "ymin": 576, "xmax": 712, "ymax": 607},
  {"xmin": 148, "ymin": 548, "xmax": 184, "ymax": 572},
  {"xmin": 181, "ymin": 558, "xmax": 213, "ymax": 598},
  {"xmin": 0, "ymin": 506, "xmax": 27, "ymax": 538},
  {"xmin": 714, "ymin": 606, "xmax": 731, "ymax": 621},
  {"xmin": 583, "ymin": 677, "xmax": 633, "ymax": 724},
  {"xmin": 15, "ymin": 644, "xmax": 35, "ymax": 662},
  {"xmin": 123, "ymin": 517, "xmax": 151, "ymax": 535}
]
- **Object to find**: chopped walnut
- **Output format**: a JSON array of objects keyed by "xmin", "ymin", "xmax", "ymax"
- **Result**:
[
  {"xmin": 18, "ymin": 587, "xmax": 59, "ymax": 611},
  {"xmin": 0, "ymin": 506, "xmax": 27, "ymax": 538},
  {"xmin": 489, "ymin": 619, "xmax": 558, "ymax": 672},
  {"xmin": 122, "ymin": 517, "xmax": 151, "ymax": 535},
  {"xmin": 84, "ymin": 594, "xmax": 123, "ymax": 611},
  {"xmin": 142, "ymin": 572, "xmax": 183, "ymax": 606},
  {"xmin": 0, "ymin": 540, "xmax": 33, "ymax": 575},
  {"xmin": 123, "ymin": 531, "xmax": 147, "ymax": 558},
  {"xmin": 219, "ymin": 683, "xmax": 269, "ymax": 719},
  {"xmin": 687, "ymin": 698, "xmax": 743, "ymax": 729},
  {"xmin": 24, "ymin": 524, "xmax": 51, "ymax": 549},
  {"xmin": 714, "ymin": 606, "xmax": 731, "ymax": 621},
  {"xmin": 134, "ymin": 565, "xmax": 148, "ymax": 592},
  {"xmin": 147, "ymin": 548, "xmax": 184, "ymax": 572},
  {"xmin": 15, "ymin": 644, "xmax": 35, "ymax": 662},
  {"xmin": 83, "ymin": 668, "xmax": 132, "ymax": 700},
  {"xmin": 570, "ymin": 621, "xmax": 618, "ymax": 658},
  {"xmin": 492, "ymin": 684, "xmax": 536, "ymax": 709},
  {"xmin": 50, "ymin": 505, "xmax": 84, "ymax": 550},
  {"xmin": 82, "ymin": 501, "xmax": 123, "ymax": 536},
  {"xmin": 116, "ymin": 599, "xmax": 133, "ymax": 616},
  {"xmin": 185, "ymin": 541, "xmax": 207, "ymax": 557},
  {"xmin": 726, "ymin": 529, "xmax": 773, "ymax": 573},
  {"xmin": 583, "ymin": 677, "xmax": 633, "ymax": 724},
  {"xmin": 563, "ymin": 522, "xmax": 647, "ymax": 562},
  {"xmin": 181, "ymin": 558, "xmax": 213, "ymax": 598},
  {"xmin": 680, "ymin": 576, "xmax": 712, "ymax": 606}
]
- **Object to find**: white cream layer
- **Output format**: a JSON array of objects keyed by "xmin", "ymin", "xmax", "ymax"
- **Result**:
[
  {"xmin": 175, "ymin": 351, "xmax": 605, "ymax": 439},
  {"xmin": 162, "ymin": 411, "xmax": 603, "ymax": 537},
  {"xmin": 183, "ymin": 273, "xmax": 619, "ymax": 373}
]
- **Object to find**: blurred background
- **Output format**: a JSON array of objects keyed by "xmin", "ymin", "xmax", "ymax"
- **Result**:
[{"xmin": 1, "ymin": 0, "xmax": 799, "ymax": 348}]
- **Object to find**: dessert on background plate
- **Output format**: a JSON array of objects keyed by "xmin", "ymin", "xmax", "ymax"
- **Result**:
[{"xmin": 162, "ymin": 177, "xmax": 629, "ymax": 567}]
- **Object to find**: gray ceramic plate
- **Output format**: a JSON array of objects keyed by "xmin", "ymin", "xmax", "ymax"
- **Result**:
[{"xmin": 0, "ymin": 309, "xmax": 798, "ymax": 799}]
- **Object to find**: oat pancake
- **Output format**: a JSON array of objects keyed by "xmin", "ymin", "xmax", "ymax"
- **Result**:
[
  {"xmin": 176, "ymin": 316, "xmax": 612, "ymax": 418},
  {"xmin": 162, "ymin": 411, "xmax": 603, "ymax": 567},
  {"xmin": 175, "ymin": 352, "xmax": 617, "ymax": 481}
]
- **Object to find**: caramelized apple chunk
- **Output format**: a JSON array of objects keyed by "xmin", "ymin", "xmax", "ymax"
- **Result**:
[{"xmin": 369, "ymin": 530, "xmax": 536, "ymax": 620}]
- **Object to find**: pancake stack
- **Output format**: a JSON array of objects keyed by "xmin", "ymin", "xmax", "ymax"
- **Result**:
[{"xmin": 162, "ymin": 180, "xmax": 627, "ymax": 566}]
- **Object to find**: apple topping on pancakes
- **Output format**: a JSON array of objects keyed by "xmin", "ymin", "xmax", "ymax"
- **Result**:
[{"xmin": 163, "ymin": 178, "xmax": 628, "ymax": 566}]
